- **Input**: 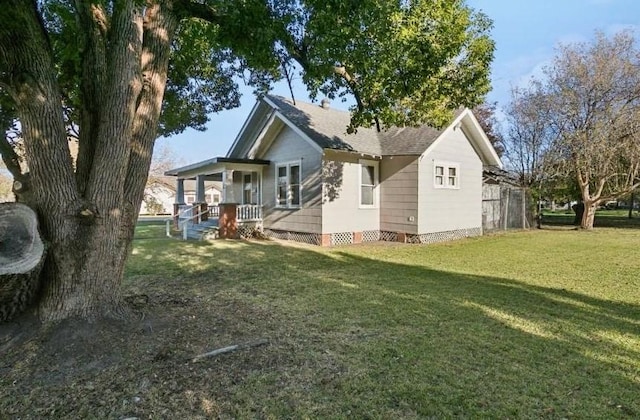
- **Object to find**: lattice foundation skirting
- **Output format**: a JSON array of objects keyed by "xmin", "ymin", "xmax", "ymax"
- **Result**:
[
  {"xmin": 362, "ymin": 230, "xmax": 381, "ymax": 242},
  {"xmin": 263, "ymin": 229, "xmax": 321, "ymax": 245},
  {"xmin": 261, "ymin": 227, "xmax": 482, "ymax": 246},
  {"xmin": 404, "ymin": 227, "xmax": 482, "ymax": 244},
  {"xmin": 331, "ymin": 232, "xmax": 354, "ymax": 246},
  {"xmin": 379, "ymin": 231, "xmax": 398, "ymax": 242},
  {"xmin": 237, "ymin": 222, "xmax": 264, "ymax": 239}
]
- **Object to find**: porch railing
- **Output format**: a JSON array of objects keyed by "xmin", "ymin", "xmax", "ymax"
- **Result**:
[
  {"xmin": 181, "ymin": 203, "xmax": 262, "ymax": 224},
  {"xmin": 236, "ymin": 204, "xmax": 262, "ymax": 221},
  {"xmin": 208, "ymin": 205, "xmax": 220, "ymax": 218}
]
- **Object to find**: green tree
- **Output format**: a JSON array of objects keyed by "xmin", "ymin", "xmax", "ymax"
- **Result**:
[{"xmin": 0, "ymin": 0, "xmax": 494, "ymax": 322}]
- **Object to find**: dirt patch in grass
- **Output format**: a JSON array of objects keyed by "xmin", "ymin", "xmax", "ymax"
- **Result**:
[{"xmin": 0, "ymin": 285, "xmax": 341, "ymax": 419}]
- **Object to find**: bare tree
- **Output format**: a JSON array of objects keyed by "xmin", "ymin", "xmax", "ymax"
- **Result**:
[
  {"xmin": 142, "ymin": 145, "xmax": 182, "ymax": 215},
  {"xmin": 519, "ymin": 31, "xmax": 640, "ymax": 229},
  {"xmin": 503, "ymin": 86, "xmax": 555, "ymax": 190}
]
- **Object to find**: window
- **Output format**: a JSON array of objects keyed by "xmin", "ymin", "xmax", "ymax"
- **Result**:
[
  {"xmin": 212, "ymin": 193, "xmax": 220, "ymax": 204},
  {"xmin": 434, "ymin": 161, "xmax": 460, "ymax": 189},
  {"xmin": 435, "ymin": 165, "xmax": 444, "ymax": 186},
  {"xmin": 276, "ymin": 162, "xmax": 301, "ymax": 208},
  {"xmin": 448, "ymin": 167, "xmax": 457, "ymax": 187},
  {"xmin": 243, "ymin": 173, "xmax": 252, "ymax": 204},
  {"xmin": 359, "ymin": 160, "xmax": 378, "ymax": 207}
]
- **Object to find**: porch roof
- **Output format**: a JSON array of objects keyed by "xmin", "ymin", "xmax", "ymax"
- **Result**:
[{"xmin": 164, "ymin": 157, "xmax": 270, "ymax": 178}]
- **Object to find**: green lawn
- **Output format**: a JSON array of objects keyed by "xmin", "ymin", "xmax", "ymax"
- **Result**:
[
  {"xmin": 542, "ymin": 208, "xmax": 640, "ymax": 228},
  {"xmin": 123, "ymin": 226, "xmax": 640, "ymax": 418}
]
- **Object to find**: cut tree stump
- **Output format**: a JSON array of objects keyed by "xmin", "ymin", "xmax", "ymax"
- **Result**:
[{"xmin": 0, "ymin": 203, "xmax": 45, "ymax": 321}]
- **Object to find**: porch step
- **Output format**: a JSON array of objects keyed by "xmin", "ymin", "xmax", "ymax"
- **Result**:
[{"xmin": 184, "ymin": 218, "xmax": 219, "ymax": 240}]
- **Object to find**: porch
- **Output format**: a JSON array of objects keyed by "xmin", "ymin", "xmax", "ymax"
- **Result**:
[{"xmin": 165, "ymin": 157, "xmax": 270, "ymax": 239}]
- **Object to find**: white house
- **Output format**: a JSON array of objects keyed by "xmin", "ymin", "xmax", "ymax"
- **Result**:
[
  {"xmin": 166, "ymin": 95, "xmax": 502, "ymax": 245},
  {"xmin": 140, "ymin": 176, "xmax": 222, "ymax": 215}
]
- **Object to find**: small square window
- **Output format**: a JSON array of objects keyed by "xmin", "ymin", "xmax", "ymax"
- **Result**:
[{"xmin": 434, "ymin": 162, "xmax": 459, "ymax": 189}]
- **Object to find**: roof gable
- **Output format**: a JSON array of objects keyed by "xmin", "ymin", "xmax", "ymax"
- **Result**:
[{"xmin": 228, "ymin": 95, "xmax": 501, "ymax": 168}]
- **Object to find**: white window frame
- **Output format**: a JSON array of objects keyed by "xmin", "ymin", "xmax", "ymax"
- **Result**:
[
  {"xmin": 275, "ymin": 160, "xmax": 302, "ymax": 209},
  {"xmin": 433, "ymin": 160, "xmax": 460, "ymax": 189},
  {"xmin": 242, "ymin": 172, "xmax": 253, "ymax": 204},
  {"xmin": 358, "ymin": 159, "xmax": 379, "ymax": 208}
]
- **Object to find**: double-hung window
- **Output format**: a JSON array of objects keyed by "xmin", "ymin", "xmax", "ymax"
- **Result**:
[
  {"xmin": 276, "ymin": 162, "xmax": 301, "ymax": 208},
  {"xmin": 434, "ymin": 161, "xmax": 460, "ymax": 189},
  {"xmin": 359, "ymin": 160, "xmax": 378, "ymax": 207}
]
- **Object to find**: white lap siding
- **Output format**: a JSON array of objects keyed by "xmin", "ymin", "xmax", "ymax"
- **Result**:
[
  {"xmin": 379, "ymin": 155, "xmax": 420, "ymax": 235},
  {"xmin": 418, "ymin": 127, "xmax": 483, "ymax": 234},
  {"xmin": 260, "ymin": 126, "xmax": 322, "ymax": 233},
  {"xmin": 321, "ymin": 150, "xmax": 380, "ymax": 234}
]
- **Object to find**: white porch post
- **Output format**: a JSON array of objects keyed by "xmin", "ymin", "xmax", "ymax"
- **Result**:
[
  {"xmin": 175, "ymin": 178, "xmax": 185, "ymax": 204},
  {"xmin": 222, "ymin": 168, "xmax": 235, "ymax": 203},
  {"xmin": 173, "ymin": 178, "xmax": 186, "ymax": 229},
  {"xmin": 196, "ymin": 174, "xmax": 206, "ymax": 203},
  {"xmin": 258, "ymin": 170, "xmax": 262, "ymax": 206}
]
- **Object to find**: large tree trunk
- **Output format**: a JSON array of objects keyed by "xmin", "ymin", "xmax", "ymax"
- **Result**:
[
  {"xmin": 0, "ymin": 1, "xmax": 177, "ymax": 322},
  {"xmin": 581, "ymin": 201, "xmax": 597, "ymax": 229},
  {"xmin": 37, "ymin": 220, "xmax": 133, "ymax": 321}
]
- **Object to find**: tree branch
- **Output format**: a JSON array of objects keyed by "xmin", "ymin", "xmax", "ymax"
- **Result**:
[
  {"xmin": 123, "ymin": 1, "xmax": 178, "ymax": 222},
  {"xmin": 0, "ymin": 0, "xmax": 78, "ymax": 209},
  {"xmin": 173, "ymin": 0, "xmax": 223, "ymax": 24},
  {"xmin": 192, "ymin": 339, "xmax": 269, "ymax": 362},
  {"xmin": 73, "ymin": 0, "xmax": 109, "ymax": 195}
]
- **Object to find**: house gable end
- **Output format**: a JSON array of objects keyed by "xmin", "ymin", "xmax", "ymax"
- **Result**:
[
  {"xmin": 421, "ymin": 109, "xmax": 502, "ymax": 168},
  {"xmin": 228, "ymin": 97, "xmax": 324, "ymax": 162},
  {"xmin": 226, "ymin": 100, "xmax": 274, "ymax": 158}
]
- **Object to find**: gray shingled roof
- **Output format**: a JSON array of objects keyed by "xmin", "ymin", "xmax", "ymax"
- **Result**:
[
  {"xmin": 266, "ymin": 95, "xmax": 456, "ymax": 156},
  {"xmin": 266, "ymin": 95, "xmax": 381, "ymax": 155}
]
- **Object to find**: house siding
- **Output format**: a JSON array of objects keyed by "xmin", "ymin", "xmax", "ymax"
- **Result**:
[
  {"xmin": 259, "ymin": 125, "xmax": 322, "ymax": 233},
  {"xmin": 380, "ymin": 155, "xmax": 419, "ymax": 234},
  {"xmin": 418, "ymin": 127, "xmax": 483, "ymax": 234},
  {"xmin": 321, "ymin": 150, "xmax": 380, "ymax": 234}
]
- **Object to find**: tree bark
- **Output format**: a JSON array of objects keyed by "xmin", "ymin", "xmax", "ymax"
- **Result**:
[
  {"xmin": 0, "ymin": 1, "xmax": 177, "ymax": 322},
  {"xmin": 581, "ymin": 202, "xmax": 597, "ymax": 229}
]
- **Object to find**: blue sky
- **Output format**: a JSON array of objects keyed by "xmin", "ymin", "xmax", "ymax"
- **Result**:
[{"xmin": 159, "ymin": 0, "xmax": 640, "ymax": 164}]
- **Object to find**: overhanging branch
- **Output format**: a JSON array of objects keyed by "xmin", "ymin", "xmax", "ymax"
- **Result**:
[{"xmin": 173, "ymin": 0, "xmax": 223, "ymax": 24}]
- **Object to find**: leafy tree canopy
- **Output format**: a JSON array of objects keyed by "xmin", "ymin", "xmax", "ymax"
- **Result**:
[{"xmin": 4, "ymin": 0, "xmax": 494, "ymax": 138}]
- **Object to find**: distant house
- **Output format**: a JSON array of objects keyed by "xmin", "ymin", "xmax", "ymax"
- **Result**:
[
  {"xmin": 141, "ymin": 176, "xmax": 222, "ymax": 215},
  {"xmin": 166, "ymin": 95, "xmax": 502, "ymax": 245}
]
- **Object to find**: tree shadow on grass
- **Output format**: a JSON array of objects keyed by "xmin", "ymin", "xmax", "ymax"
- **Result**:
[
  {"xmin": 2, "ymin": 233, "xmax": 639, "ymax": 418},
  {"xmin": 126, "ymin": 233, "xmax": 640, "ymax": 417}
]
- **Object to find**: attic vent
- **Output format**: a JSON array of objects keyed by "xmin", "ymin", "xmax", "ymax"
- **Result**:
[{"xmin": 320, "ymin": 98, "xmax": 330, "ymax": 109}]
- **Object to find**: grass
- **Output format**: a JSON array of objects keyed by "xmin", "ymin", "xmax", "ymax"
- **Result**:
[
  {"xmin": 129, "ymin": 225, "xmax": 639, "ymax": 418},
  {"xmin": 542, "ymin": 208, "xmax": 640, "ymax": 228},
  {"xmin": 2, "ymin": 226, "xmax": 639, "ymax": 418}
]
